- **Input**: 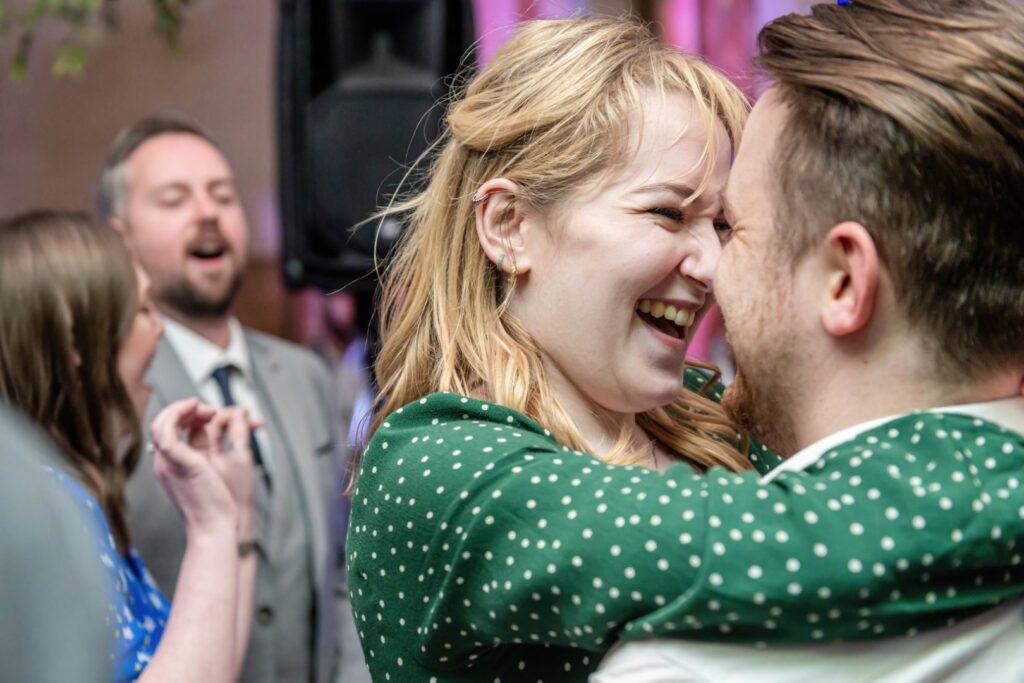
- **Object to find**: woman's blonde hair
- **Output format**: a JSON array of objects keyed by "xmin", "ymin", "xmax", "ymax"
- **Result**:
[
  {"xmin": 372, "ymin": 16, "xmax": 751, "ymax": 471},
  {"xmin": 0, "ymin": 210, "xmax": 141, "ymax": 552}
]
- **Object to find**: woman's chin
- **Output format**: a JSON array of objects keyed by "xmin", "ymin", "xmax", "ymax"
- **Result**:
[{"xmin": 619, "ymin": 379, "xmax": 687, "ymax": 415}]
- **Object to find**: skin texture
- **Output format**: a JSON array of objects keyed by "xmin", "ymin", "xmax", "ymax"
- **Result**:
[
  {"xmin": 476, "ymin": 93, "xmax": 732, "ymax": 458},
  {"xmin": 716, "ymin": 89, "xmax": 809, "ymax": 455},
  {"xmin": 114, "ymin": 133, "xmax": 248, "ymax": 347}
]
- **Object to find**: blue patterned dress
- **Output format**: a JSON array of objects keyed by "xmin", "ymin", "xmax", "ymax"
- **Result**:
[{"xmin": 45, "ymin": 466, "xmax": 170, "ymax": 681}]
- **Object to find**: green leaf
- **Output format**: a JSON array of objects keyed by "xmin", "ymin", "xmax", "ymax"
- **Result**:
[
  {"xmin": 52, "ymin": 41, "xmax": 86, "ymax": 77},
  {"xmin": 4, "ymin": 0, "xmax": 198, "ymax": 81},
  {"xmin": 79, "ymin": 24, "xmax": 99, "ymax": 43},
  {"xmin": 8, "ymin": 52, "xmax": 27, "ymax": 82}
]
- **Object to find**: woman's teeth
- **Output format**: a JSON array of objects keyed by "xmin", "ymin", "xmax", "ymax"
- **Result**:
[{"xmin": 637, "ymin": 299, "xmax": 694, "ymax": 327}]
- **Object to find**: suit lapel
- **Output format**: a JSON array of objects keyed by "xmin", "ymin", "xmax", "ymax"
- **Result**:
[
  {"xmin": 145, "ymin": 337, "xmax": 200, "ymax": 422},
  {"xmin": 246, "ymin": 331, "xmax": 328, "ymax": 592}
]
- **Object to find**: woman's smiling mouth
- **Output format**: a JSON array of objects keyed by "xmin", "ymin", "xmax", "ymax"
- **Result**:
[{"xmin": 636, "ymin": 298, "xmax": 696, "ymax": 340}]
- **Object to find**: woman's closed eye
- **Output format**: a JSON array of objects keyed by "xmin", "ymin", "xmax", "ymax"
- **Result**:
[
  {"xmin": 646, "ymin": 208, "xmax": 732, "ymax": 243},
  {"xmin": 647, "ymin": 206, "xmax": 686, "ymax": 223}
]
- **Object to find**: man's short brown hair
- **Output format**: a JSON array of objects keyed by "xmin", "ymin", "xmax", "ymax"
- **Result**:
[
  {"xmin": 96, "ymin": 113, "xmax": 221, "ymax": 220},
  {"xmin": 758, "ymin": 0, "xmax": 1024, "ymax": 377}
]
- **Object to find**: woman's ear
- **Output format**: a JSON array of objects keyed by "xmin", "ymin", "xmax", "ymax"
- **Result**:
[{"xmin": 473, "ymin": 178, "xmax": 531, "ymax": 276}]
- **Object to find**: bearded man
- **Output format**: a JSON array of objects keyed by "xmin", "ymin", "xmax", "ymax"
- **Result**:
[{"xmin": 98, "ymin": 115, "xmax": 369, "ymax": 683}]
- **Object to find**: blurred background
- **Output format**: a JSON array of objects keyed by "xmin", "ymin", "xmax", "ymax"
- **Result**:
[{"xmin": 0, "ymin": 0, "xmax": 814, "ymax": 365}]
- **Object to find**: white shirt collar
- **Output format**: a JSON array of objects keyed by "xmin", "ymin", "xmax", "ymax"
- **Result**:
[
  {"xmin": 162, "ymin": 316, "xmax": 251, "ymax": 387},
  {"xmin": 761, "ymin": 396, "xmax": 1024, "ymax": 484}
]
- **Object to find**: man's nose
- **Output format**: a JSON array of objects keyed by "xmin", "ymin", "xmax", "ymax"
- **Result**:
[{"xmin": 193, "ymin": 193, "xmax": 221, "ymax": 222}]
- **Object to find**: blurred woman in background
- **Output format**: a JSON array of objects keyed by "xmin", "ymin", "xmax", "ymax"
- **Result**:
[{"xmin": 0, "ymin": 210, "xmax": 256, "ymax": 682}]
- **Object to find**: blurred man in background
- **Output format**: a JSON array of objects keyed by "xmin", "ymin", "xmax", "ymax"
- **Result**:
[{"xmin": 98, "ymin": 114, "xmax": 369, "ymax": 683}]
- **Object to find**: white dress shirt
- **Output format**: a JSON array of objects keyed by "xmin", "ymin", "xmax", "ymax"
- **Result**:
[{"xmin": 592, "ymin": 397, "xmax": 1024, "ymax": 683}]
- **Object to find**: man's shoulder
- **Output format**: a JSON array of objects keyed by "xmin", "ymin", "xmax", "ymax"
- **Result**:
[
  {"xmin": 242, "ymin": 327, "xmax": 327, "ymax": 374},
  {"xmin": 804, "ymin": 410, "xmax": 1024, "ymax": 483},
  {"xmin": 835, "ymin": 410, "xmax": 1021, "ymax": 454}
]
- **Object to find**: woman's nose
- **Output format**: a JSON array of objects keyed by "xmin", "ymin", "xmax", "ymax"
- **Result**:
[{"xmin": 678, "ymin": 222, "xmax": 722, "ymax": 291}]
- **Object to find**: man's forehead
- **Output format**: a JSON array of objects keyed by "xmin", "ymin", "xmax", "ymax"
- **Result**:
[
  {"xmin": 741, "ymin": 92, "xmax": 786, "ymax": 163},
  {"xmin": 125, "ymin": 133, "xmax": 234, "ymax": 187},
  {"xmin": 726, "ymin": 90, "xmax": 787, "ymax": 211}
]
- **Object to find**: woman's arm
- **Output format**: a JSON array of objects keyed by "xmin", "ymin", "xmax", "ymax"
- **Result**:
[
  {"xmin": 206, "ymin": 408, "xmax": 259, "ymax": 674},
  {"xmin": 138, "ymin": 400, "xmax": 257, "ymax": 683},
  {"xmin": 348, "ymin": 393, "xmax": 1024, "ymax": 673},
  {"xmin": 141, "ymin": 522, "xmax": 239, "ymax": 683},
  {"xmin": 232, "ymin": 537, "xmax": 257, "ymax": 672}
]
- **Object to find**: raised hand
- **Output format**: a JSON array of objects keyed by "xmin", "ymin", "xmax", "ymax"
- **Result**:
[
  {"xmin": 202, "ymin": 406, "xmax": 259, "ymax": 538},
  {"xmin": 149, "ymin": 398, "xmax": 254, "ymax": 535}
]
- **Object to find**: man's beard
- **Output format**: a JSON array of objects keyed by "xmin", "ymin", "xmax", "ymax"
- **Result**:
[
  {"xmin": 157, "ymin": 272, "xmax": 243, "ymax": 321},
  {"xmin": 721, "ymin": 343, "xmax": 801, "ymax": 458}
]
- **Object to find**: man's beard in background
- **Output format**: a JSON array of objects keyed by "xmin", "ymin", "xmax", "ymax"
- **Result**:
[{"xmin": 157, "ymin": 272, "xmax": 244, "ymax": 322}]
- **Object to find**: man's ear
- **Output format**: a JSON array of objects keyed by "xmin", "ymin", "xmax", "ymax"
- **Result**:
[
  {"xmin": 109, "ymin": 216, "xmax": 127, "ymax": 236},
  {"xmin": 820, "ymin": 221, "xmax": 879, "ymax": 337},
  {"xmin": 473, "ymin": 178, "xmax": 531, "ymax": 276}
]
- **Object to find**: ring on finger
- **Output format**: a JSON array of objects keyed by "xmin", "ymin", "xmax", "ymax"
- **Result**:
[{"xmin": 222, "ymin": 441, "xmax": 248, "ymax": 454}]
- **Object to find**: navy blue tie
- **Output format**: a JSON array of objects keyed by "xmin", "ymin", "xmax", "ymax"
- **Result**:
[{"xmin": 210, "ymin": 365, "xmax": 270, "ymax": 489}]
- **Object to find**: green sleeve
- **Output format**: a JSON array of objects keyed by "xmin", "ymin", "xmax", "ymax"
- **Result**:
[{"xmin": 348, "ymin": 394, "xmax": 1024, "ymax": 673}]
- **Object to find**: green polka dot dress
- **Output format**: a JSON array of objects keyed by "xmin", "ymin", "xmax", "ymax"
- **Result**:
[{"xmin": 348, "ymin": 369, "xmax": 1024, "ymax": 682}]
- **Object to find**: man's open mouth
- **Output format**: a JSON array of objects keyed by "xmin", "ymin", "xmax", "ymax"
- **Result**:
[{"xmin": 188, "ymin": 242, "xmax": 228, "ymax": 261}]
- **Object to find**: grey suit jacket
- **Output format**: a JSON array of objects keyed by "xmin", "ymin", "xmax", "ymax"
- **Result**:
[{"xmin": 126, "ymin": 329, "xmax": 369, "ymax": 683}]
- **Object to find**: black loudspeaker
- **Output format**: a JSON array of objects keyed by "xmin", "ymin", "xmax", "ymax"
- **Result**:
[{"xmin": 277, "ymin": 0, "xmax": 476, "ymax": 293}]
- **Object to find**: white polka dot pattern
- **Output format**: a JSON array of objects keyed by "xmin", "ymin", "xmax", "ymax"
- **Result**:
[
  {"xmin": 44, "ymin": 466, "xmax": 170, "ymax": 679},
  {"xmin": 348, "ymin": 369, "xmax": 1024, "ymax": 681}
]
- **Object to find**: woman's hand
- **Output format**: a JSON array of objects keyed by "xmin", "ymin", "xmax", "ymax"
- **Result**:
[
  {"xmin": 149, "ymin": 399, "xmax": 257, "ymax": 537},
  {"xmin": 202, "ymin": 406, "xmax": 259, "ymax": 538}
]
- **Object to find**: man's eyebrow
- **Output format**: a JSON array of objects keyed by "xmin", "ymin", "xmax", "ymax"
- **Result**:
[
  {"xmin": 147, "ymin": 180, "xmax": 189, "ymax": 195},
  {"xmin": 147, "ymin": 177, "xmax": 235, "ymax": 193}
]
